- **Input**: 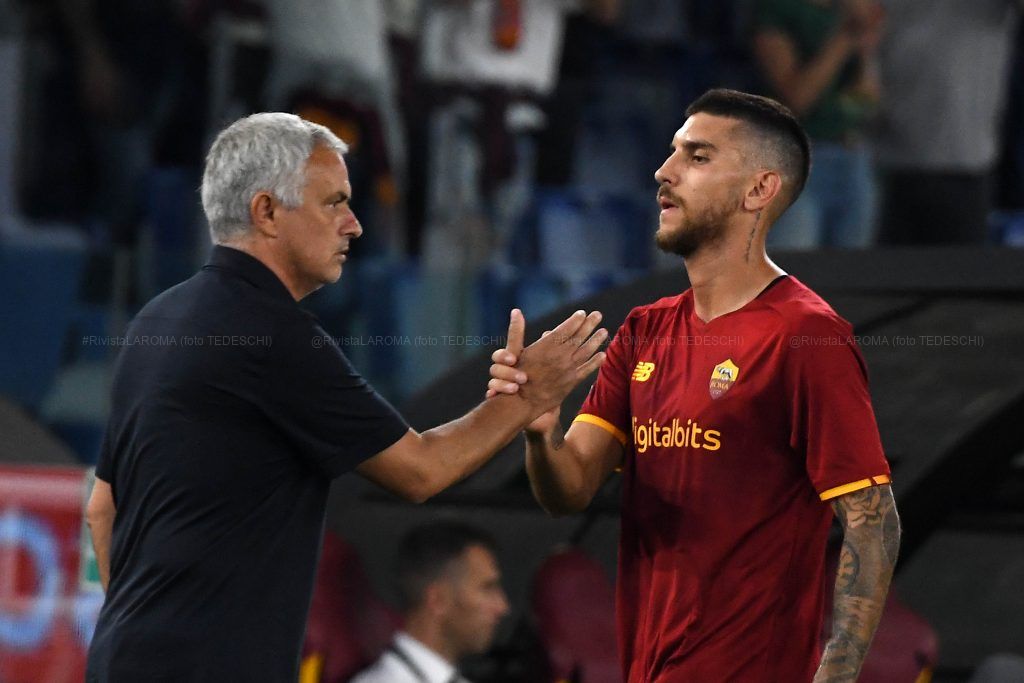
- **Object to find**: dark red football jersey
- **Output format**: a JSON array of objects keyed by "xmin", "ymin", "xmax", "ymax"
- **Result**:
[{"xmin": 576, "ymin": 276, "xmax": 891, "ymax": 683}]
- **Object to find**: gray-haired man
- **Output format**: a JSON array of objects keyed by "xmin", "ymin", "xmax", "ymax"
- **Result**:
[{"xmin": 84, "ymin": 113, "xmax": 606, "ymax": 682}]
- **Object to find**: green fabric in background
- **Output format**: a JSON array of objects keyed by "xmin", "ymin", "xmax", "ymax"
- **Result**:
[{"xmin": 753, "ymin": 0, "xmax": 876, "ymax": 141}]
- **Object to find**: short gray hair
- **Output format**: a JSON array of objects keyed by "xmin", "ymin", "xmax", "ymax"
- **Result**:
[{"xmin": 201, "ymin": 112, "xmax": 349, "ymax": 243}]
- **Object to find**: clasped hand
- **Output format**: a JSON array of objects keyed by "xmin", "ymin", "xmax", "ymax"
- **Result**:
[{"xmin": 486, "ymin": 308, "xmax": 607, "ymax": 423}]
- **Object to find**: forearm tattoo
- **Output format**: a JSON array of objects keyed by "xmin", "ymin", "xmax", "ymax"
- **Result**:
[{"xmin": 815, "ymin": 485, "xmax": 901, "ymax": 683}]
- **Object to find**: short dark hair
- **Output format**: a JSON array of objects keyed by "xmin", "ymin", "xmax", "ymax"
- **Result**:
[
  {"xmin": 685, "ymin": 88, "xmax": 811, "ymax": 207},
  {"xmin": 394, "ymin": 520, "xmax": 498, "ymax": 611}
]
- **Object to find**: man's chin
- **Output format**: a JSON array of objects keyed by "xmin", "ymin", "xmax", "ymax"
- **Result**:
[{"xmin": 326, "ymin": 264, "xmax": 344, "ymax": 283}]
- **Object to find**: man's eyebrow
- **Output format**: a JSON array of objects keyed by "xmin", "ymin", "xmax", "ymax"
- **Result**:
[{"xmin": 676, "ymin": 139, "xmax": 718, "ymax": 152}]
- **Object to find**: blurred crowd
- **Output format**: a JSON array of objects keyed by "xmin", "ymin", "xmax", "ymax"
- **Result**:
[
  {"xmin": 3, "ymin": 0, "xmax": 1022, "ymax": 264},
  {"xmin": 0, "ymin": 0, "xmax": 1022, "ymax": 451}
]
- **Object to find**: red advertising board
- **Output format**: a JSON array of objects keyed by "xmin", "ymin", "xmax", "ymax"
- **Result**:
[{"xmin": 0, "ymin": 464, "xmax": 101, "ymax": 683}]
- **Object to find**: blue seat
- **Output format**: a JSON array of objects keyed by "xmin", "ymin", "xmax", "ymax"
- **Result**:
[{"xmin": 0, "ymin": 243, "xmax": 86, "ymax": 411}]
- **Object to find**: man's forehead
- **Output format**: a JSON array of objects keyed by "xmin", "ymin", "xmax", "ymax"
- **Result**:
[
  {"xmin": 463, "ymin": 545, "xmax": 500, "ymax": 574},
  {"xmin": 673, "ymin": 113, "xmax": 745, "ymax": 147},
  {"xmin": 306, "ymin": 147, "xmax": 350, "ymax": 189}
]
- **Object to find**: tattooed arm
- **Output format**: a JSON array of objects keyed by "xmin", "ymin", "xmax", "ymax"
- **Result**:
[{"xmin": 813, "ymin": 484, "xmax": 901, "ymax": 683}]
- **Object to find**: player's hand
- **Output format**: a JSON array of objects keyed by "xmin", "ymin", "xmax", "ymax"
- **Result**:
[
  {"xmin": 486, "ymin": 308, "xmax": 606, "ymax": 424},
  {"xmin": 486, "ymin": 309, "xmax": 527, "ymax": 397},
  {"xmin": 486, "ymin": 309, "xmax": 562, "ymax": 434}
]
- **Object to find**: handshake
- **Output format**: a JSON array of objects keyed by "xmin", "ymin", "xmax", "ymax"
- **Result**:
[{"xmin": 483, "ymin": 308, "xmax": 608, "ymax": 431}]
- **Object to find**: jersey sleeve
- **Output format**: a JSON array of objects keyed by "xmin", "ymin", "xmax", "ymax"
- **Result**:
[
  {"xmin": 259, "ymin": 315, "xmax": 410, "ymax": 479},
  {"xmin": 94, "ymin": 424, "xmax": 115, "ymax": 484},
  {"xmin": 574, "ymin": 313, "xmax": 635, "ymax": 447},
  {"xmin": 784, "ymin": 313, "xmax": 891, "ymax": 501}
]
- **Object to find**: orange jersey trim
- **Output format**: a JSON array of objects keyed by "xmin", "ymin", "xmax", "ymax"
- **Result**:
[
  {"xmin": 574, "ymin": 414, "xmax": 629, "ymax": 446},
  {"xmin": 819, "ymin": 474, "xmax": 892, "ymax": 501}
]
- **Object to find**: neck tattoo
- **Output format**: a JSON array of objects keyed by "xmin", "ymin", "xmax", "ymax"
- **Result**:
[{"xmin": 745, "ymin": 211, "xmax": 761, "ymax": 262}]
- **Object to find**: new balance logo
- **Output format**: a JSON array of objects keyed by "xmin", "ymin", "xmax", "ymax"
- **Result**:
[{"xmin": 631, "ymin": 361, "xmax": 655, "ymax": 382}]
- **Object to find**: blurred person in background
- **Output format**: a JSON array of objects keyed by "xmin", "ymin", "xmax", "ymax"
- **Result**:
[
  {"xmin": 351, "ymin": 521, "xmax": 509, "ymax": 683},
  {"xmin": 21, "ymin": 0, "xmax": 199, "ymax": 243},
  {"xmin": 752, "ymin": 0, "xmax": 885, "ymax": 249},
  {"xmin": 417, "ymin": 0, "xmax": 610, "ymax": 266},
  {"xmin": 872, "ymin": 0, "xmax": 1023, "ymax": 245},
  {"xmin": 263, "ymin": 0, "xmax": 405, "ymax": 256},
  {"xmin": 83, "ymin": 112, "xmax": 606, "ymax": 682},
  {"xmin": 533, "ymin": 0, "xmax": 621, "ymax": 190},
  {"xmin": 487, "ymin": 90, "xmax": 900, "ymax": 683}
]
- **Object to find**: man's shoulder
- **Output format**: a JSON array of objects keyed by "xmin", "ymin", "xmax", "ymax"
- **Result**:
[
  {"xmin": 130, "ymin": 267, "xmax": 310, "ymax": 335},
  {"xmin": 764, "ymin": 277, "xmax": 852, "ymax": 337},
  {"xmin": 624, "ymin": 291, "xmax": 689, "ymax": 326}
]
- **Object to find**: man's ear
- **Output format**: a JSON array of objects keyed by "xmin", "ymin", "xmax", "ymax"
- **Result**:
[
  {"xmin": 424, "ymin": 580, "xmax": 454, "ymax": 616},
  {"xmin": 743, "ymin": 170, "xmax": 784, "ymax": 213},
  {"xmin": 250, "ymin": 191, "xmax": 279, "ymax": 238}
]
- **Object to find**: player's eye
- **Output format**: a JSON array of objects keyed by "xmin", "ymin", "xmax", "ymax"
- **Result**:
[{"xmin": 693, "ymin": 155, "xmax": 708, "ymax": 163}]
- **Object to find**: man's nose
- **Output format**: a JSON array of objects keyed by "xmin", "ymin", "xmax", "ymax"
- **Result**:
[
  {"xmin": 342, "ymin": 212, "xmax": 362, "ymax": 238},
  {"xmin": 496, "ymin": 592, "xmax": 510, "ymax": 617},
  {"xmin": 655, "ymin": 160, "xmax": 671, "ymax": 185}
]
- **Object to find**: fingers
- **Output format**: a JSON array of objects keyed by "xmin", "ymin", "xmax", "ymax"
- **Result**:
[
  {"xmin": 491, "ymin": 347, "xmax": 519, "ymax": 366},
  {"xmin": 488, "ymin": 377, "xmax": 521, "ymax": 394},
  {"xmin": 571, "ymin": 311, "xmax": 604, "ymax": 348},
  {"xmin": 506, "ymin": 308, "xmax": 525, "ymax": 357},
  {"xmin": 547, "ymin": 309, "xmax": 588, "ymax": 341},
  {"xmin": 490, "ymin": 363, "xmax": 526, "ymax": 384},
  {"xmin": 573, "ymin": 327, "xmax": 608, "ymax": 364},
  {"xmin": 575, "ymin": 350, "xmax": 607, "ymax": 380},
  {"xmin": 538, "ymin": 310, "xmax": 604, "ymax": 349}
]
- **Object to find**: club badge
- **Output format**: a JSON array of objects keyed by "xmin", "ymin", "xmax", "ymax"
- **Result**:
[{"xmin": 709, "ymin": 359, "xmax": 740, "ymax": 399}]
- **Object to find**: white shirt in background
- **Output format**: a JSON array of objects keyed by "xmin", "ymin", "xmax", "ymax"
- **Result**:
[{"xmin": 350, "ymin": 631, "xmax": 468, "ymax": 683}]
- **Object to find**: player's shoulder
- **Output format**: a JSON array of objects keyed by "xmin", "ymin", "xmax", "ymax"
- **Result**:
[
  {"xmin": 623, "ymin": 291, "xmax": 689, "ymax": 326},
  {"xmin": 764, "ymin": 276, "xmax": 853, "ymax": 337}
]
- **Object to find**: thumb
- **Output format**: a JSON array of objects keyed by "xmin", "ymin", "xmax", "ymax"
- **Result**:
[{"xmin": 506, "ymin": 308, "xmax": 525, "ymax": 357}]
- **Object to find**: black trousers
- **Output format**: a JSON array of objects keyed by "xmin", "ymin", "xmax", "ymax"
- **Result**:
[{"xmin": 879, "ymin": 169, "xmax": 993, "ymax": 245}]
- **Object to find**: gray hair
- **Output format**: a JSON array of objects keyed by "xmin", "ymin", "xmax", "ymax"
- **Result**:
[{"xmin": 200, "ymin": 112, "xmax": 349, "ymax": 244}]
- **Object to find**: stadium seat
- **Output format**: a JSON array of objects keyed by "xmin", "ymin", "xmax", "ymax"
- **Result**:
[
  {"xmin": 0, "ymin": 243, "xmax": 86, "ymax": 411},
  {"xmin": 530, "ymin": 548, "xmax": 620, "ymax": 683},
  {"xmin": 301, "ymin": 532, "xmax": 400, "ymax": 683}
]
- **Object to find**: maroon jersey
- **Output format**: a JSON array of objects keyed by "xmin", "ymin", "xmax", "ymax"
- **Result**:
[{"xmin": 576, "ymin": 276, "xmax": 891, "ymax": 683}]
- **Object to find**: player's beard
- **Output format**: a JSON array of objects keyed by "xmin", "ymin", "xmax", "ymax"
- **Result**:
[{"xmin": 655, "ymin": 199, "xmax": 733, "ymax": 258}]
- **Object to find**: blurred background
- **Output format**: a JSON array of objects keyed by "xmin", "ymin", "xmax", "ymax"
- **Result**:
[{"xmin": 1, "ymin": 0, "xmax": 1022, "ymax": 681}]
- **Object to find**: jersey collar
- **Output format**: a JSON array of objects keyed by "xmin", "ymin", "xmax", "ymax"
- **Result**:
[{"xmin": 203, "ymin": 245, "xmax": 296, "ymax": 304}]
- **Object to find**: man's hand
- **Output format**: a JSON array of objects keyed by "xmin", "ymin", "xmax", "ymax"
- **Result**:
[
  {"xmin": 486, "ymin": 309, "xmax": 605, "ymax": 428},
  {"xmin": 356, "ymin": 308, "xmax": 605, "ymax": 503},
  {"xmin": 503, "ymin": 309, "xmax": 606, "ymax": 420}
]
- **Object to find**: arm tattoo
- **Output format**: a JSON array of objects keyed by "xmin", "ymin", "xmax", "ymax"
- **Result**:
[{"xmin": 814, "ymin": 485, "xmax": 901, "ymax": 683}]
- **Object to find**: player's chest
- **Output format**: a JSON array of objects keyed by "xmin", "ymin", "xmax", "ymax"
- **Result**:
[{"xmin": 625, "ymin": 331, "xmax": 787, "ymax": 453}]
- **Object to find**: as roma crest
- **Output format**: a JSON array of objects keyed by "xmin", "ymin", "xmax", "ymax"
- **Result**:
[{"xmin": 709, "ymin": 359, "xmax": 740, "ymax": 399}]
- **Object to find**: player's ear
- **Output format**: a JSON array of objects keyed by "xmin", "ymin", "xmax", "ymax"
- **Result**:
[{"xmin": 743, "ymin": 170, "xmax": 783, "ymax": 213}]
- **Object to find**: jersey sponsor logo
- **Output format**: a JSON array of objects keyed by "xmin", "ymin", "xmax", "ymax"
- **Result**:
[
  {"xmin": 709, "ymin": 359, "xmax": 740, "ymax": 399},
  {"xmin": 631, "ymin": 361, "xmax": 656, "ymax": 382},
  {"xmin": 632, "ymin": 416, "xmax": 721, "ymax": 453}
]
